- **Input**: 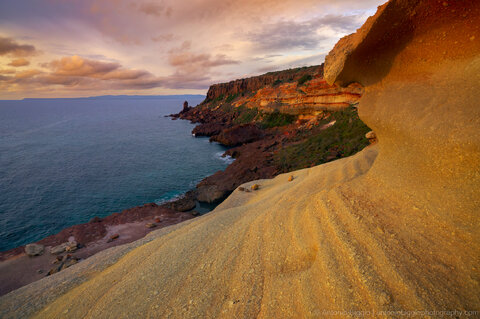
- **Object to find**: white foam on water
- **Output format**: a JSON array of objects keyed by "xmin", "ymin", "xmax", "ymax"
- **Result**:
[{"xmin": 214, "ymin": 151, "xmax": 235, "ymax": 165}]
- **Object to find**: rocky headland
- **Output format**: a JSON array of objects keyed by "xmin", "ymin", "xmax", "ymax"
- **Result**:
[
  {"xmin": 173, "ymin": 64, "xmax": 370, "ymax": 203},
  {"xmin": 1, "ymin": 0, "xmax": 479, "ymax": 317}
]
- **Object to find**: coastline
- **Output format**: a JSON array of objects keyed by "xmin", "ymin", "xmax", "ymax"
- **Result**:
[
  {"xmin": 0, "ymin": 101, "xmax": 282, "ymax": 295},
  {"xmin": 0, "ymin": 67, "xmax": 372, "ymax": 296},
  {"xmin": 0, "ymin": 106, "xmax": 229, "ymax": 296}
]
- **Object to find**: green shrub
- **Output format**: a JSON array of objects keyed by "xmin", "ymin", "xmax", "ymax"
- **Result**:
[
  {"xmin": 272, "ymin": 79, "xmax": 283, "ymax": 87},
  {"xmin": 260, "ymin": 110, "xmax": 296, "ymax": 129},
  {"xmin": 234, "ymin": 105, "xmax": 259, "ymax": 124},
  {"xmin": 212, "ymin": 94, "xmax": 225, "ymax": 103},
  {"xmin": 297, "ymin": 74, "xmax": 313, "ymax": 86},
  {"xmin": 225, "ymin": 93, "xmax": 238, "ymax": 103}
]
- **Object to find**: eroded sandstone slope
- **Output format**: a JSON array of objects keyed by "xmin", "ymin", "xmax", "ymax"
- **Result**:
[{"xmin": 1, "ymin": 0, "xmax": 479, "ymax": 317}]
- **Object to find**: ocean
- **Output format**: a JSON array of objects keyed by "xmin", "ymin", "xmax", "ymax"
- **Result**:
[{"xmin": 0, "ymin": 96, "xmax": 232, "ymax": 251}]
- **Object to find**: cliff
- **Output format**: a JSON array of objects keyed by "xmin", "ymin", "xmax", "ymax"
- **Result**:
[
  {"xmin": 204, "ymin": 64, "xmax": 363, "ymax": 118},
  {"xmin": 205, "ymin": 65, "xmax": 322, "ymax": 102},
  {"xmin": 1, "ymin": 0, "xmax": 479, "ymax": 317}
]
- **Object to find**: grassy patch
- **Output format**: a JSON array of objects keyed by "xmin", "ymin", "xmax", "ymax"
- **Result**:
[
  {"xmin": 211, "ymin": 94, "xmax": 225, "ymax": 104},
  {"xmin": 225, "ymin": 93, "xmax": 238, "ymax": 103},
  {"xmin": 259, "ymin": 110, "xmax": 296, "ymax": 129},
  {"xmin": 297, "ymin": 74, "xmax": 313, "ymax": 86},
  {"xmin": 234, "ymin": 105, "xmax": 259, "ymax": 124},
  {"xmin": 272, "ymin": 79, "xmax": 283, "ymax": 87},
  {"xmin": 275, "ymin": 106, "xmax": 371, "ymax": 172}
]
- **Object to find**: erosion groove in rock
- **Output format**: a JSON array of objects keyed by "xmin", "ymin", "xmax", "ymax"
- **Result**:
[{"xmin": 1, "ymin": 0, "xmax": 479, "ymax": 317}]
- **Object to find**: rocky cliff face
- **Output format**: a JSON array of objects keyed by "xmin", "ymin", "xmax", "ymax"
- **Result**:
[
  {"xmin": 205, "ymin": 65, "xmax": 322, "ymax": 102},
  {"xmin": 239, "ymin": 78, "xmax": 363, "ymax": 115},
  {"xmin": 205, "ymin": 64, "xmax": 363, "ymax": 118}
]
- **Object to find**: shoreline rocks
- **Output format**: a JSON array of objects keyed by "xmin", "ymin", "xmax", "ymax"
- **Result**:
[
  {"xmin": 50, "ymin": 241, "xmax": 78, "ymax": 255},
  {"xmin": 24, "ymin": 244, "xmax": 44, "ymax": 257}
]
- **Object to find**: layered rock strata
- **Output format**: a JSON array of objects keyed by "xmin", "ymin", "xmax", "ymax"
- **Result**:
[
  {"xmin": 204, "ymin": 64, "xmax": 363, "ymax": 117},
  {"xmin": 205, "ymin": 66, "xmax": 321, "ymax": 102},
  {"xmin": 239, "ymin": 79, "xmax": 363, "ymax": 114}
]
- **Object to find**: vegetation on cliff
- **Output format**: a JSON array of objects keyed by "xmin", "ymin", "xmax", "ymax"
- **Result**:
[{"xmin": 275, "ymin": 106, "xmax": 371, "ymax": 172}]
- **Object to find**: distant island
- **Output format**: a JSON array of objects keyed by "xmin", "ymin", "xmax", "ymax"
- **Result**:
[{"xmin": 21, "ymin": 94, "xmax": 206, "ymax": 101}]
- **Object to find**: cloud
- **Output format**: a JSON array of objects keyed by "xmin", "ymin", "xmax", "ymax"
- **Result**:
[
  {"xmin": 169, "ymin": 53, "xmax": 238, "ymax": 69},
  {"xmin": 48, "ymin": 55, "xmax": 120, "ymax": 77},
  {"xmin": 255, "ymin": 53, "xmax": 327, "ymax": 74},
  {"xmin": 164, "ymin": 52, "xmax": 239, "ymax": 89},
  {"xmin": 151, "ymin": 34, "xmax": 176, "ymax": 42},
  {"xmin": 8, "ymin": 58, "xmax": 30, "ymax": 67},
  {"xmin": 14, "ymin": 69, "xmax": 42, "ymax": 79},
  {"xmin": 137, "ymin": 2, "xmax": 172, "ymax": 17},
  {"xmin": 0, "ymin": 0, "xmax": 386, "ymax": 97},
  {"xmin": 161, "ymin": 42, "xmax": 239, "ymax": 89},
  {"xmin": 0, "ymin": 69, "xmax": 16, "ymax": 74},
  {"xmin": 0, "ymin": 36, "xmax": 37, "ymax": 57},
  {"xmin": 246, "ymin": 14, "xmax": 364, "ymax": 52},
  {"xmin": 0, "ymin": 54, "xmax": 233, "ymax": 93},
  {"xmin": 46, "ymin": 55, "xmax": 164, "ymax": 88},
  {"xmin": 0, "ymin": 55, "xmax": 166, "ymax": 92}
]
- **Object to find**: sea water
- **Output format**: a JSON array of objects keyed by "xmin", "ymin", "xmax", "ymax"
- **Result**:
[{"xmin": 0, "ymin": 96, "xmax": 231, "ymax": 251}]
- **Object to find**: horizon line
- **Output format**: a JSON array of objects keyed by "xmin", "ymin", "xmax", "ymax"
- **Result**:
[{"xmin": 0, "ymin": 94, "xmax": 206, "ymax": 101}]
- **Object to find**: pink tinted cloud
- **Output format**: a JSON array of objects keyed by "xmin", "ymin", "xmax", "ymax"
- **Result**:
[
  {"xmin": 0, "ymin": 53, "xmax": 225, "ymax": 93},
  {"xmin": 8, "ymin": 58, "xmax": 30, "ymax": 67},
  {"xmin": 0, "ymin": 55, "xmax": 164, "ymax": 92}
]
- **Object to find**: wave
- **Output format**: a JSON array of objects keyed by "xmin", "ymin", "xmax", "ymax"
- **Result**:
[
  {"xmin": 214, "ymin": 152, "xmax": 235, "ymax": 165},
  {"xmin": 153, "ymin": 191, "xmax": 184, "ymax": 205}
]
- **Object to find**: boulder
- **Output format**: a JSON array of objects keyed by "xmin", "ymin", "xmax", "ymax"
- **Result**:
[
  {"xmin": 50, "ymin": 241, "xmax": 78, "ymax": 255},
  {"xmin": 165, "ymin": 191, "xmax": 196, "ymax": 212},
  {"xmin": 89, "ymin": 216, "xmax": 102, "ymax": 223},
  {"xmin": 196, "ymin": 184, "xmax": 228, "ymax": 203},
  {"xmin": 24, "ymin": 244, "xmax": 44, "ymax": 256}
]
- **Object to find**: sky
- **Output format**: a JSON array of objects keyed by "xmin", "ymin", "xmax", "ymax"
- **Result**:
[{"xmin": 0, "ymin": 0, "xmax": 385, "ymax": 99}]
